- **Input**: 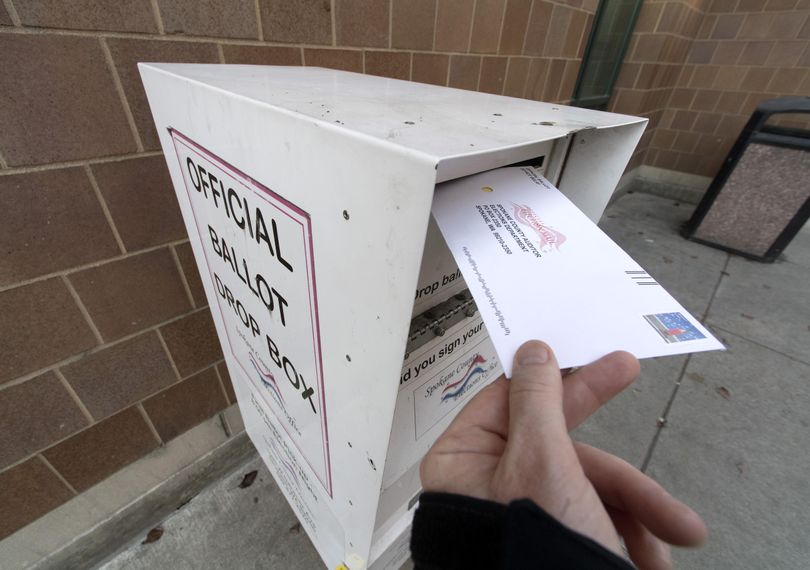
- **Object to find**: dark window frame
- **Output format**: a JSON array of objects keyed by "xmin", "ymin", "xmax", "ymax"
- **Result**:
[{"xmin": 571, "ymin": 0, "xmax": 644, "ymax": 110}]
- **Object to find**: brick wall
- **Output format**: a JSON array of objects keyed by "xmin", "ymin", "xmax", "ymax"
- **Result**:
[
  {"xmin": 0, "ymin": 0, "xmax": 598, "ymax": 541},
  {"xmin": 611, "ymin": 0, "xmax": 810, "ymax": 177}
]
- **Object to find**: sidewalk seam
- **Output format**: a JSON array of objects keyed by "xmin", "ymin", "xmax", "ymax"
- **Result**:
[{"xmin": 640, "ymin": 253, "xmax": 731, "ymax": 473}]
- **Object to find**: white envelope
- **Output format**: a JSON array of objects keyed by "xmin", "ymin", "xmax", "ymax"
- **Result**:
[{"xmin": 431, "ymin": 167, "xmax": 724, "ymax": 375}]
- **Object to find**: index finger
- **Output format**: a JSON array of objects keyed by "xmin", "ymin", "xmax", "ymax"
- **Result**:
[
  {"xmin": 575, "ymin": 442, "xmax": 708, "ymax": 547},
  {"xmin": 563, "ymin": 351, "xmax": 639, "ymax": 430}
]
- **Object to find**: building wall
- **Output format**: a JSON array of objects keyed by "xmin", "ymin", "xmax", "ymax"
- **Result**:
[
  {"xmin": 611, "ymin": 0, "xmax": 810, "ymax": 177},
  {"xmin": 0, "ymin": 0, "xmax": 598, "ymax": 541}
]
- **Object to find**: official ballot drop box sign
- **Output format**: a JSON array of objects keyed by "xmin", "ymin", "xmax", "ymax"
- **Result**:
[{"xmin": 140, "ymin": 65, "xmax": 646, "ymax": 569}]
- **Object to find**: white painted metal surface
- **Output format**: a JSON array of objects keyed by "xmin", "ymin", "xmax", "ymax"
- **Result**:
[{"xmin": 140, "ymin": 64, "xmax": 646, "ymax": 569}]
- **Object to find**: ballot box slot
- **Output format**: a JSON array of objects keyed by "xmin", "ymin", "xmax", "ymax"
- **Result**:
[{"xmin": 505, "ymin": 154, "xmax": 545, "ymax": 169}]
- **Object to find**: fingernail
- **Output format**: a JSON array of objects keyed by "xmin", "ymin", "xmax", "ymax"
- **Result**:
[{"xmin": 518, "ymin": 343, "xmax": 549, "ymax": 365}]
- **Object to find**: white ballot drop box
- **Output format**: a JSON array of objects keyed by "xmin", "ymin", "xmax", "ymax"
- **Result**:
[{"xmin": 140, "ymin": 65, "xmax": 646, "ymax": 569}]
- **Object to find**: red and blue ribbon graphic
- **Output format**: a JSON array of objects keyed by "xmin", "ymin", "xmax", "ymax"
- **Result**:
[
  {"xmin": 441, "ymin": 354, "xmax": 487, "ymax": 402},
  {"xmin": 249, "ymin": 352, "xmax": 285, "ymax": 405}
]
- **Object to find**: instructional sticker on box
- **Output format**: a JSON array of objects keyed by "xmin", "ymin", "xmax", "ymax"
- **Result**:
[
  {"xmin": 412, "ymin": 327, "xmax": 500, "ymax": 439},
  {"xmin": 170, "ymin": 129, "xmax": 332, "ymax": 495}
]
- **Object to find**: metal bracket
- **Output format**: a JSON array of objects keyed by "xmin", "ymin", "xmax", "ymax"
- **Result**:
[{"xmin": 405, "ymin": 290, "xmax": 477, "ymax": 357}]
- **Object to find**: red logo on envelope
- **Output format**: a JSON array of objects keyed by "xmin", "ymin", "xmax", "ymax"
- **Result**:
[{"xmin": 512, "ymin": 203, "xmax": 566, "ymax": 252}]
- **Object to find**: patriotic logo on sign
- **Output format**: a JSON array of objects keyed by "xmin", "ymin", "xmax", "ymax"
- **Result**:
[
  {"xmin": 249, "ymin": 352, "xmax": 286, "ymax": 406},
  {"xmin": 441, "ymin": 354, "xmax": 487, "ymax": 402}
]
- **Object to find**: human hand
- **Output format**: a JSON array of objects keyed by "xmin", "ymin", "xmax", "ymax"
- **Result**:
[{"xmin": 420, "ymin": 340, "xmax": 707, "ymax": 569}]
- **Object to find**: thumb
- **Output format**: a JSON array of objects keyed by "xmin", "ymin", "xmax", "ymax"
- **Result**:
[
  {"xmin": 500, "ymin": 342, "xmax": 625, "ymax": 557},
  {"xmin": 507, "ymin": 340, "xmax": 569, "ymax": 447}
]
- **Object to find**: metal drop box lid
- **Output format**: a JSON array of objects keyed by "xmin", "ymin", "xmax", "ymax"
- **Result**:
[{"xmin": 140, "ymin": 64, "xmax": 646, "ymax": 569}]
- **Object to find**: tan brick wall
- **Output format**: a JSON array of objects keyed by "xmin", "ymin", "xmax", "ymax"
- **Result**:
[
  {"xmin": 0, "ymin": 0, "xmax": 598, "ymax": 539},
  {"xmin": 611, "ymin": 0, "xmax": 810, "ymax": 177}
]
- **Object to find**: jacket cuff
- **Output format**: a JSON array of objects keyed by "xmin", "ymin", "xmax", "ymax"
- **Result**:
[
  {"xmin": 410, "ymin": 492, "xmax": 505, "ymax": 569},
  {"xmin": 410, "ymin": 492, "xmax": 635, "ymax": 570}
]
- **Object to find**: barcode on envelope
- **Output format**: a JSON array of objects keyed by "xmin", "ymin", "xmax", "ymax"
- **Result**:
[{"xmin": 625, "ymin": 270, "xmax": 658, "ymax": 286}]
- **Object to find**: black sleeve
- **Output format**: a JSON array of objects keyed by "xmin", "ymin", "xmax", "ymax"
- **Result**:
[{"xmin": 410, "ymin": 492, "xmax": 634, "ymax": 570}]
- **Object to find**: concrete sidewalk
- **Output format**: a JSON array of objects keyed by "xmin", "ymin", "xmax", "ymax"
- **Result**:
[{"xmin": 99, "ymin": 192, "xmax": 810, "ymax": 569}]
